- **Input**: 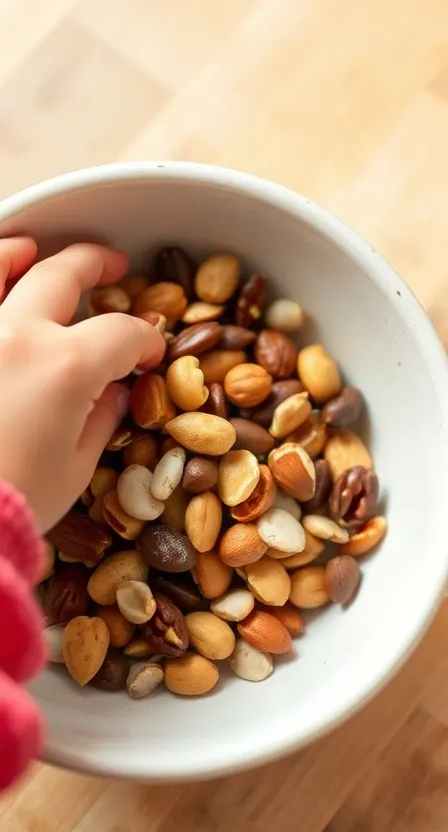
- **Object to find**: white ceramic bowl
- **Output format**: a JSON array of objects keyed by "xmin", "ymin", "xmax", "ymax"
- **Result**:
[{"xmin": 1, "ymin": 162, "xmax": 448, "ymax": 782}]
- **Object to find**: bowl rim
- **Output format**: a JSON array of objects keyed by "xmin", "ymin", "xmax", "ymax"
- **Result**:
[{"xmin": 2, "ymin": 160, "xmax": 448, "ymax": 781}]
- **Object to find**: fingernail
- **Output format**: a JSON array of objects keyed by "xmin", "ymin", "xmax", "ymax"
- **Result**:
[{"xmin": 116, "ymin": 386, "xmax": 130, "ymax": 419}]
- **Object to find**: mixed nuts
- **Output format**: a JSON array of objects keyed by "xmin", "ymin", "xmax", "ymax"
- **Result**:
[{"xmin": 40, "ymin": 246, "xmax": 388, "ymax": 698}]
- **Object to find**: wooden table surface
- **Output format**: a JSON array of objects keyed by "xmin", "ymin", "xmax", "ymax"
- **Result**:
[{"xmin": 1, "ymin": 1, "xmax": 448, "ymax": 829}]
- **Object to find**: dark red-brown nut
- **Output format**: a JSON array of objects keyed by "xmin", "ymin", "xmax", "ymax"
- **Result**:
[
  {"xmin": 325, "ymin": 556, "xmax": 361, "ymax": 604},
  {"xmin": 151, "ymin": 575, "xmax": 206, "ymax": 611},
  {"xmin": 302, "ymin": 459, "xmax": 332, "ymax": 513},
  {"xmin": 167, "ymin": 322, "xmax": 223, "ymax": 362},
  {"xmin": 329, "ymin": 466, "xmax": 379, "ymax": 529},
  {"xmin": 241, "ymin": 379, "xmax": 304, "ymax": 427},
  {"xmin": 90, "ymin": 648, "xmax": 129, "ymax": 691},
  {"xmin": 44, "ymin": 564, "xmax": 89, "ymax": 624},
  {"xmin": 142, "ymin": 593, "xmax": 189, "ymax": 657},
  {"xmin": 219, "ymin": 325, "xmax": 257, "ymax": 350},
  {"xmin": 235, "ymin": 274, "xmax": 266, "ymax": 328},
  {"xmin": 254, "ymin": 330, "xmax": 298, "ymax": 379},
  {"xmin": 47, "ymin": 511, "xmax": 112, "ymax": 563},
  {"xmin": 199, "ymin": 382, "xmax": 228, "ymax": 419},
  {"xmin": 139, "ymin": 525, "xmax": 197, "ymax": 572},
  {"xmin": 153, "ymin": 246, "xmax": 196, "ymax": 299},
  {"xmin": 322, "ymin": 387, "xmax": 363, "ymax": 428},
  {"xmin": 230, "ymin": 418, "xmax": 275, "ymax": 456}
]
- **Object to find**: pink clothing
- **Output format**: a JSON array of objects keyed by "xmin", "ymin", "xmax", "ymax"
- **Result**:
[{"xmin": 0, "ymin": 480, "xmax": 45, "ymax": 791}]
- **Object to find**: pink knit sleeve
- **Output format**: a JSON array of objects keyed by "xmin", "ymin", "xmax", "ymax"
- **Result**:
[
  {"xmin": 0, "ymin": 479, "xmax": 44, "ymax": 586},
  {"xmin": 0, "ymin": 480, "xmax": 46, "ymax": 791}
]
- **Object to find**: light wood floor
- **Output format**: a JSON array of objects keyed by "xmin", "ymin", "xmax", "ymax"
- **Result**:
[{"xmin": 1, "ymin": 1, "xmax": 448, "ymax": 829}]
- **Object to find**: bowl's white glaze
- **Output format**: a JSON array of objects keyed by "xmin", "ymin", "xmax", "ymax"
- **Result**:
[{"xmin": 1, "ymin": 162, "xmax": 448, "ymax": 781}]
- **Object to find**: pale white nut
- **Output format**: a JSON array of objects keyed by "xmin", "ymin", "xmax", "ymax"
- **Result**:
[
  {"xmin": 126, "ymin": 661, "xmax": 164, "ymax": 698},
  {"xmin": 43, "ymin": 624, "xmax": 66, "ymax": 663},
  {"xmin": 210, "ymin": 588, "xmax": 255, "ymax": 622},
  {"xmin": 272, "ymin": 490, "xmax": 302, "ymax": 521},
  {"xmin": 116, "ymin": 580, "xmax": 156, "ymax": 624},
  {"xmin": 257, "ymin": 508, "xmax": 305, "ymax": 553},
  {"xmin": 117, "ymin": 464, "xmax": 165, "ymax": 521},
  {"xmin": 229, "ymin": 639, "xmax": 274, "ymax": 682},
  {"xmin": 302, "ymin": 514, "xmax": 349, "ymax": 544},
  {"xmin": 264, "ymin": 299, "xmax": 304, "ymax": 332},
  {"xmin": 151, "ymin": 446, "xmax": 186, "ymax": 501}
]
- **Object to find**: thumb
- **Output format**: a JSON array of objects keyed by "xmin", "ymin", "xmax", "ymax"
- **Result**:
[{"xmin": 77, "ymin": 382, "xmax": 129, "ymax": 474}]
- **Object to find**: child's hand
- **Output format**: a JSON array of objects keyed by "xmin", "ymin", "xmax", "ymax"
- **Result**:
[{"xmin": 0, "ymin": 237, "xmax": 165, "ymax": 532}]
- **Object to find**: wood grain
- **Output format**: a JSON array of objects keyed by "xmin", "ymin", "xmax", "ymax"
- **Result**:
[{"xmin": 0, "ymin": 1, "xmax": 447, "ymax": 829}]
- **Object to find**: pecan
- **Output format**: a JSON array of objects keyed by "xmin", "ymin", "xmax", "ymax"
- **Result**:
[
  {"xmin": 235, "ymin": 274, "xmax": 266, "ymax": 328},
  {"xmin": 142, "ymin": 592, "xmax": 189, "ymax": 657},
  {"xmin": 44, "ymin": 564, "xmax": 89, "ymax": 624},
  {"xmin": 329, "ymin": 466, "xmax": 379, "ymax": 529},
  {"xmin": 199, "ymin": 382, "xmax": 228, "ymax": 419},
  {"xmin": 322, "ymin": 387, "xmax": 363, "ymax": 428},
  {"xmin": 47, "ymin": 511, "xmax": 112, "ymax": 563},
  {"xmin": 153, "ymin": 246, "xmax": 196, "ymax": 299},
  {"xmin": 302, "ymin": 459, "xmax": 332, "ymax": 513},
  {"xmin": 254, "ymin": 330, "xmax": 298, "ymax": 379}
]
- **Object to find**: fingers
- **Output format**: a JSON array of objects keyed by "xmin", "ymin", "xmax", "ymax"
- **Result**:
[
  {"xmin": 0, "ymin": 237, "xmax": 37, "ymax": 301},
  {"xmin": 76, "ymin": 383, "xmax": 129, "ymax": 473},
  {"xmin": 72, "ymin": 313, "xmax": 165, "ymax": 387},
  {"xmin": 0, "ymin": 671, "xmax": 43, "ymax": 790},
  {"xmin": 0, "ymin": 557, "xmax": 46, "ymax": 683},
  {"xmin": 4, "ymin": 243, "xmax": 128, "ymax": 324}
]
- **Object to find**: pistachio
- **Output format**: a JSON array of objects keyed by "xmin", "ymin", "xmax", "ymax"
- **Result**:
[
  {"xmin": 117, "ymin": 465, "xmax": 165, "ymax": 521},
  {"xmin": 165, "ymin": 412, "xmax": 236, "ymax": 455},
  {"xmin": 184, "ymin": 611, "xmax": 235, "ymax": 660},
  {"xmin": 116, "ymin": 580, "xmax": 156, "ymax": 625},
  {"xmin": 151, "ymin": 446, "xmax": 186, "ymax": 501},
  {"xmin": 229, "ymin": 639, "xmax": 274, "ymax": 682},
  {"xmin": 185, "ymin": 491, "xmax": 222, "ymax": 553},
  {"xmin": 166, "ymin": 356, "xmax": 208, "ymax": 410},
  {"xmin": 126, "ymin": 661, "xmax": 164, "ymax": 698},
  {"xmin": 210, "ymin": 588, "xmax": 255, "ymax": 622},
  {"xmin": 164, "ymin": 652, "xmax": 219, "ymax": 696},
  {"xmin": 257, "ymin": 508, "xmax": 305, "ymax": 553},
  {"xmin": 218, "ymin": 450, "xmax": 260, "ymax": 507}
]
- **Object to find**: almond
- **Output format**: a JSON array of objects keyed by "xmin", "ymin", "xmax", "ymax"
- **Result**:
[
  {"xmin": 219, "ymin": 523, "xmax": 267, "ymax": 567},
  {"xmin": 268, "ymin": 442, "xmax": 316, "ymax": 501},
  {"xmin": 218, "ymin": 450, "xmax": 260, "ymax": 507},
  {"xmin": 62, "ymin": 616, "xmax": 110, "ymax": 686},
  {"xmin": 165, "ymin": 413, "xmax": 236, "ymax": 456},
  {"xmin": 129, "ymin": 373, "xmax": 175, "ymax": 430},
  {"xmin": 237, "ymin": 609, "xmax": 292, "ymax": 654}
]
